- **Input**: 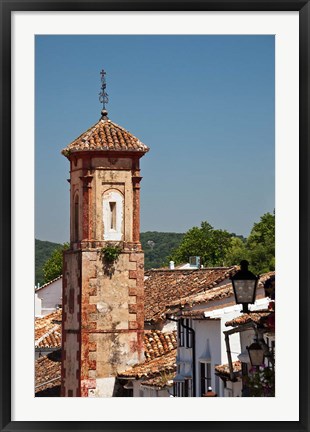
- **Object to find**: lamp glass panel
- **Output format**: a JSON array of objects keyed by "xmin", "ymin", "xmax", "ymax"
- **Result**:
[
  {"xmin": 233, "ymin": 280, "xmax": 256, "ymax": 303},
  {"xmin": 249, "ymin": 348, "xmax": 264, "ymax": 366}
]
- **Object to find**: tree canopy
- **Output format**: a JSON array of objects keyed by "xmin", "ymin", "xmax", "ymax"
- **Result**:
[
  {"xmin": 42, "ymin": 243, "xmax": 69, "ymax": 283},
  {"xmin": 246, "ymin": 212, "xmax": 275, "ymax": 274},
  {"xmin": 170, "ymin": 221, "xmax": 232, "ymax": 267},
  {"xmin": 170, "ymin": 212, "xmax": 275, "ymax": 274},
  {"xmin": 35, "ymin": 239, "xmax": 62, "ymax": 284}
]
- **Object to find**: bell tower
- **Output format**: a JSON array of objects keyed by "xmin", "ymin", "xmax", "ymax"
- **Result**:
[{"xmin": 61, "ymin": 71, "xmax": 149, "ymax": 397}]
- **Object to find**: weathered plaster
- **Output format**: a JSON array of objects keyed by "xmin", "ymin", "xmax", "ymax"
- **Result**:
[{"xmin": 62, "ymin": 152, "xmax": 146, "ymax": 397}]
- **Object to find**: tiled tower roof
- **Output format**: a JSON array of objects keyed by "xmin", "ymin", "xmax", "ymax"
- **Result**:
[{"xmin": 61, "ymin": 115, "xmax": 149, "ymax": 156}]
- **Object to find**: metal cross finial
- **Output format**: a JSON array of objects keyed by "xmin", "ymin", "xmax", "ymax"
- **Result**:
[{"xmin": 99, "ymin": 69, "xmax": 109, "ymax": 111}]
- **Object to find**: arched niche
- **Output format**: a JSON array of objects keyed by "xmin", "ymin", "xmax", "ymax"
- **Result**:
[
  {"xmin": 102, "ymin": 189, "xmax": 124, "ymax": 241},
  {"xmin": 73, "ymin": 191, "xmax": 79, "ymax": 241}
]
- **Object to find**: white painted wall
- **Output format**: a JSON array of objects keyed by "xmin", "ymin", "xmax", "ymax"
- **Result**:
[
  {"xmin": 175, "ymin": 290, "xmax": 271, "ymax": 397},
  {"xmin": 161, "ymin": 320, "xmax": 177, "ymax": 333},
  {"xmin": 194, "ymin": 319, "xmax": 223, "ymax": 396},
  {"xmin": 35, "ymin": 293, "xmax": 42, "ymax": 317},
  {"xmin": 35, "ymin": 278, "xmax": 62, "ymax": 316},
  {"xmin": 226, "ymin": 380, "xmax": 242, "ymax": 397},
  {"xmin": 131, "ymin": 378, "xmax": 173, "ymax": 397},
  {"xmin": 89, "ymin": 377, "xmax": 116, "ymax": 397}
]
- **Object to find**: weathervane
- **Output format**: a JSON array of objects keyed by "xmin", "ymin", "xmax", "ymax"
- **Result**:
[{"xmin": 99, "ymin": 69, "xmax": 109, "ymax": 113}]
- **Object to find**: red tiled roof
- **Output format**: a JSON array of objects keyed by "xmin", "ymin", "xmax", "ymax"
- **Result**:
[
  {"xmin": 35, "ymin": 350, "xmax": 61, "ymax": 395},
  {"xmin": 166, "ymin": 271, "xmax": 275, "ymax": 315},
  {"xmin": 144, "ymin": 267, "xmax": 237, "ymax": 322},
  {"xmin": 215, "ymin": 361, "xmax": 242, "ymax": 378},
  {"xmin": 141, "ymin": 372, "xmax": 175, "ymax": 389},
  {"xmin": 144, "ymin": 330, "xmax": 177, "ymax": 361},
  {"xmin": 61, "ymin": 118, "xmax": 149, "ymax": 155},
  {"xmin": 175, "ymin": 309, "xmax": 221, "ymax": 319},
  {"xmin": 167, "ymin": 282, "xmax": 234, "ymax": 313},
  {"xmin": 119, "ymin": 329, "xmax": 177, "ymax": 379},
  {"xmin": 35, "ymin": 310, "xmax": 62, "ymax": 349},
  {"xmin": 225, "ymin": 311, "xmax": 271, "ymax": 328},
  {"xmin": 118, "ymin": 349, "xmax": 177, "ymax": 379}
]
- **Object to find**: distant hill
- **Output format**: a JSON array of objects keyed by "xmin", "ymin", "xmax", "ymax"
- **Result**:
[
  {"xmin": 35, "ymin": 232, "xmax": 184, "ymax": 284},
  {"xmin": 35, "ymin": 239, "xmax": 62, "ymax": 285},
  {"xmin": 140, "ymin": 231, "xmax": 184, "ymax": 269}
]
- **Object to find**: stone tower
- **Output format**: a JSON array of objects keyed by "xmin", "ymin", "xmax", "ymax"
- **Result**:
[{"xmin": 60, "ymin": 104, "xmax": 149, "ymax": 397}]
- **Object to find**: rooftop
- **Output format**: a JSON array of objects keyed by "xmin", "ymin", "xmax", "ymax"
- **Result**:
[
  {"xmin": 144, "ymin": 330, "xmax": 177, "ymax": 361},
  {"xmin": 166, "ymin": 271, "xmax": 275, "ymax": 316},
  {"xmin": 118, "ymin": 329, "xmax": 177, "ymax": 382},
  {"xmin": 141, "ymin": 372, "xmax": 175, "ymax": 390},
  {"xmin": 35, "ymin": 275, "xmax": 62, "ymax": 292},
  {"xmin": 35, "ymin": 310, "xmax": 62, "ymax": 349},
  {"xmin": 61, "ymin": 117, "xmax": 149, "ymax": 156},
  {"xmin": 118, "ymin": 349, "xmax": 177, "ymax": 380},
  {"xmin": 225, "ymin": 310, "xmax": 273, "ymax": 328},
  {"xmin": 35, "ymin": 350, "xmax": 61, "ymax": 396},
  {"xmin": 215, "ymin": 361, "xmax": 242, "ymax": 379},
  {"xmin": 144, "ymin": 267, "xmax": 237, "ymax": 322}
]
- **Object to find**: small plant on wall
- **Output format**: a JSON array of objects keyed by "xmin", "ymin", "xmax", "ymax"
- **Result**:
[{"xmin": 100, "ymin": 244, "xmax": 121, "ymax": 265}]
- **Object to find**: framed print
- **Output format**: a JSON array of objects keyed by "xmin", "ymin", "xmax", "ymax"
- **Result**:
[{"xmin": 1, "ymin": 1, "xmax": 309, "ymax": 431}]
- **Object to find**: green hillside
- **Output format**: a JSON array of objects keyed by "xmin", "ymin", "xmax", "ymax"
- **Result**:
[
  {"xmin": 35, "ymin": 232, "xmax": 184, "ymax": 284},
  {"xmin": 35, "ymin": 239, "xmax": 62, "ymax": 285},
  {"xmin": 141, "ymin": 231, "xmax": 184, "ymax": 269}
]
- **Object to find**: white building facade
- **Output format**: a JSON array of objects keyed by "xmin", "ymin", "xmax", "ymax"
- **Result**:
[{"xmin": 170, "ymin": 276, "xmax": 272, "ymax": 397}]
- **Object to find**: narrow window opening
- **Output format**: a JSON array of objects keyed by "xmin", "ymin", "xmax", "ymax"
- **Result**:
[
  {"xmin": 200, "ymin": 362, "xmax": 212, "ymax": 396},
  {"xmin": 74, "ymin": 195, "xmax": 79, "ymax": 241},
  {"xmin": 178, "ymin": 319, "xmax": 184, "ymax": 347},
  {"xmin": 109, "ymin": 202, "xmax": 116, "ymax": 230}
]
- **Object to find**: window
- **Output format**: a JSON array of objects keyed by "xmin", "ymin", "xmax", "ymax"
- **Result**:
[
  {"xmin": 185, "ymin": 318, "xmax": 193, "ymax": 348},
  {"xmin": 109, "ymin": 202, "xmax": 116, "ymax": 230},
  {"xmin": 184, "ymin": 379, "xmax": 192, "ymax": 397},
  {"xmin": 174, "ymin": 381, "xmax": 184, "ymax": 397},
  {"xmin": 200, "ymin": 362, "xmax": 211, "ymax": 396},
  {"xmin": 74, "ymin": 193, "xmax": 79, "ymax": 241},
  {"xmin": 178, "ymin": 319, "xmax": 193, "ymax": 348},
  {"xmin": 178, "ymin": 320, "xmax": 184, "ymax": 347}
]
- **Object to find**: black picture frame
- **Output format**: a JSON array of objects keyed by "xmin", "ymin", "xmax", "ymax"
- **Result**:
[{"xmin": 1, "ymin": 1, "xmax": 309, "ymax": 431}]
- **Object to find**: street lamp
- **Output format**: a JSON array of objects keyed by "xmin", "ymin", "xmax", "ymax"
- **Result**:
[
  {"xmin": 247, "ymin": 340, "xmax": 264, "ymax": 367},
  {"xmin": 231, "ymin": 260, "xmax": 259, "ymax": 313}
]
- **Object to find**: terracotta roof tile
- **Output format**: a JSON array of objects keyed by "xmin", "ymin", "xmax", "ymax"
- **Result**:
[
  {"xmin": 166, "ymin": 271, "xmax": 275, "ymax": 315},
  {"xmin": 144, "ymin": 267, "xmax": 238, "ymax": 322},
  {"xmin": 35, "ymin": 350, "xmax": 61, "ymax": 395},
  {"xmin": 119, "ymin": 329, "xmax": 177, "ymax": 379},
  {"xmin": 225, "ymin": 311, "xmax": 272, "ymax": 328},
  {"xmin": 144, "ymin": 330, "xmax": 177, "ymax": 361},
  {"xmin": 166, "ymin": 282, "xmax": 234, "ymax": 313},
  {"xmin": 176, "ymin": 309, "xmax": 220, "ymax": 319},
  {"xmin": 118, "ymin": 349, "xmax": 177, "ymax": 379},
  {"xmin": 61, "ymin": 118, "xmax": 149, "ymax": 155},
  {"xmin": 215, "ymin": 361, "xmax": 241, "ymax": 378},
  {"xmin": 35, "ymin": 310, "xmax": 62, "ymax": 348},
  {"xmin": 141, "ymin": 372, "xmax": 175, "ymax": 389}
]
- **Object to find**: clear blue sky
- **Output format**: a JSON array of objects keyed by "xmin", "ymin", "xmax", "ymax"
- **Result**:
[{"xmin": 35, "ymin": 35, "xmax": 274, "ymax": 244}]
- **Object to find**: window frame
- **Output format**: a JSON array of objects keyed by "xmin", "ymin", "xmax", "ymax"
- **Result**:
[{"xmin": 200, "ymin": 361, "xmax": 212, "ymax": 396}]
